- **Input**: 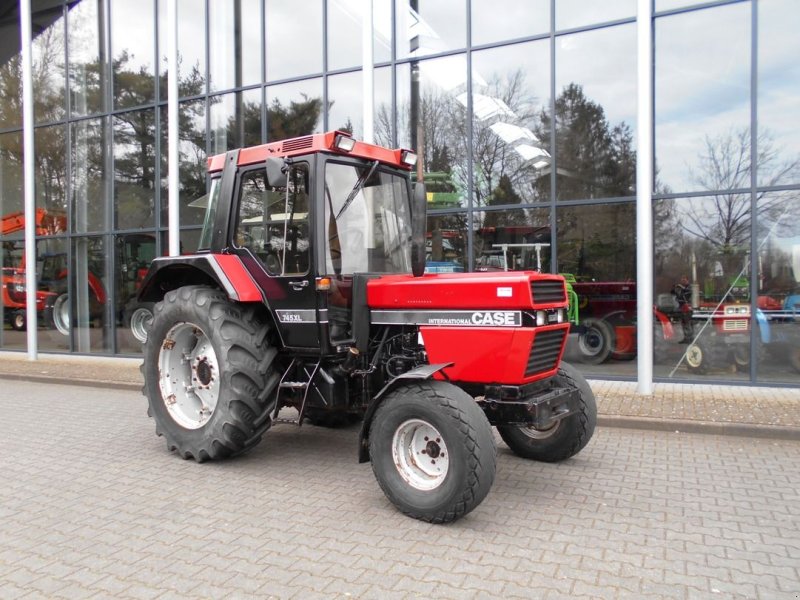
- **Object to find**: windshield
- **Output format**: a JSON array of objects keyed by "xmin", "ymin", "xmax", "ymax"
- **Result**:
[{"xmin": 324, "ymin": 162, "xmax": 412, "ymax": 275}]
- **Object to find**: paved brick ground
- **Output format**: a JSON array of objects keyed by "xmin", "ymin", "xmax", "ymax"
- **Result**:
[{"xmin": 1, "ymin": 380, "xmax": 798, "ymax": 599}]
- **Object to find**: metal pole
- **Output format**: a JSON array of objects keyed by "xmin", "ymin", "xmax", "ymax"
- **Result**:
[
  {"xmin": 362, "ymin": 0, "xmax": 374, "ymax": 143},
  {"xmin": 636, "ymin": 0, "xmax": 654, "ymax": 394},
  {"xmin": 20, "ymin": 0, "xmax": 37, "ymax": 360},
  {"xmin": 168, "ymin": 0, "xmax": 180, "ymax": 256}
]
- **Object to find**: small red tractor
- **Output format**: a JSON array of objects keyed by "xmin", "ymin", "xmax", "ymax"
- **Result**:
[{"xmin": 138, "ymin": 131, "xmax": 596, "ymax": 523}]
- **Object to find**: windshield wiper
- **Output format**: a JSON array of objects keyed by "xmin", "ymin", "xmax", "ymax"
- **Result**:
[{"xmin": 335, "ymin": 160, "xmax": 379, "ymax": 221}]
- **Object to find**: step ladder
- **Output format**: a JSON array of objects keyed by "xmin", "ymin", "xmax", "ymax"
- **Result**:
[{"xmin": 272, "ymin": 358, "xmax": 321, "ymax": 426}]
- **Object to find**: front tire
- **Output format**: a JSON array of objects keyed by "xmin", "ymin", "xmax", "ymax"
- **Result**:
[
  {"xmin": 143, "ymin": 285, "xmax": 279, "ymax": 462},
  {"xmin": 10, "ymin": 310, "xmax": 26, "ymax": 331},
  {"xmin": 685, "ymin": 339, "xmax": 709, "ymax": 374},
  {"xmin": 497, "ymin": 362, "xmax": 597, "ymax": 462},
  {"xmin": 369, "ymin": 381, "xmax": 496, "ymax": 524}
]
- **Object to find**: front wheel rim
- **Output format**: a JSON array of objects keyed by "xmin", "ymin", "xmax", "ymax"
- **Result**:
[
  {"xmin": 686, "ymin": 344, "xmax": 703, "ymax": 368},
  {"xmin": 392, "ymin": 419, "xmax": 450, "ymax": 491},
  {"xmin": 13, "ymin": 313, "xmax": 25, "ymax": 329},
  {"xmin": 158, "ymin": 322, "xmax": 221, "ymax": 430}
]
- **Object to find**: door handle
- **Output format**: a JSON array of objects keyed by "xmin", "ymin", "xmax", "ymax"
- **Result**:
[{"xmin": 289, "ymin": 280, "xmax": 309, "ymax": 290}]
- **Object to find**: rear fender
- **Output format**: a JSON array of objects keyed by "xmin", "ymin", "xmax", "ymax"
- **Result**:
[
  {"xmin": 137, "ymin": 254, "xmax": 263, "ymax": 304},
  {"xmin": 357, "ymin": 363, "xmax": 452, "ymax": 463}
]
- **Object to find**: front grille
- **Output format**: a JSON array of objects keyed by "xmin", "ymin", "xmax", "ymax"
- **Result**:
[
  {"xmin": 525, "ymin": 328, "xmax": 566, "ymax": 377},
  {"xmin": 723, "ymin": 319, "xmax": 748, "ymax": 331},
  {"xmin": 531, "ymin": 280, "xmax": 565, "ymax": 305},
  {"xmin": 282, "ymin": 136, "xmax": 314, "ymax": 152}
]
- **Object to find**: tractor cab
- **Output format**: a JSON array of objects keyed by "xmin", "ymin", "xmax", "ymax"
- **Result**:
[{"xmin": 146, "ymin": 131, "xmax": 423, "ymax": 354}]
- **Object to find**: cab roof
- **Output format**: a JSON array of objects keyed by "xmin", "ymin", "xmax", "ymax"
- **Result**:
[{"xmin": 207, "ymin": 130, "xmax": 415, "ymax": 173}]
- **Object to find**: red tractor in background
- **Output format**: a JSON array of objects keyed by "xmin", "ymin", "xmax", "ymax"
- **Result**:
[
  {"xmin": 571, "ymin": 277, "xmax": 763, "ymax": 374},
  {"xmin": 1, "ymin": 209, "xmax": 64, "ymax": 331},
  {"xmin": 2, "ymin": 209, "xmax": 155, "ymax": 340},
  {"xmin": 137, "ymin": 131, "xmax": 597, "ymax": 523},
  {"xmin": 41, "ymin": 234, "xmax": 156, "ymax": 341}
]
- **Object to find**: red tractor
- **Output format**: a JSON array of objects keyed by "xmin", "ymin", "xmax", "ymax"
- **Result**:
[
  {"xmin": 1, "ymin": 209, "xmax": 64, "ymax": 331},
  {"xmin": 138, "ymin": 131, "xmax": 596, "ymax": 523}
]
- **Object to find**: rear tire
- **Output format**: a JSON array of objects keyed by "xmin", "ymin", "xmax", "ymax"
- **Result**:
[
  {"xmin": 577, "ymin": 318, "xmax": 614, "ymax": 365},
  {"xmin": 143, "ymin": 285, "xmax": 279, "ymax": 462},
  {"xmin": 733, "ymin": 344, "xmax": 750, "ymax": 372},
  {"xmin": 497, "ymin": 362, "xmax": 597, "ymax": 462},
  {"xmin": 123, "ymin": 300, "xmax": 154, "ymax": 343},
  {"xmin": 369, "ymin": 381, "xmax": 496, "ymax": 524}
]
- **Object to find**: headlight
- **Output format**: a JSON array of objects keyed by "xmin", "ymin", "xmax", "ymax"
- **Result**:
[
  {"xmin": 536, "ymin": 310, "xmax": 546, "ymax": 326},
  {"xmin": 400, "ymin": 150, "xmax": 418, "ymax": 166},
  {"xmin": 333, "ymin": 132, "xmax": 355, "ymax": 152}
]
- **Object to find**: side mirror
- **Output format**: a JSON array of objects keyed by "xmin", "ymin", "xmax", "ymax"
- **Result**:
[
  {"xmin": 410, "ymin": 181, "xmax": 427, "ymax": 277},
  {"xmin": 266, "ymin": 157, "xmax": 287, "ymax": 188}
]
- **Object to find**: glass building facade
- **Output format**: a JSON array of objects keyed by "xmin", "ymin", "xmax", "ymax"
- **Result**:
[{"xmin": 0, "ymin": 0, "xmax": 798, "ymax": 387}]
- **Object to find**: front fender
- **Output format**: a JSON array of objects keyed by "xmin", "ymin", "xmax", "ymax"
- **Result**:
[{"xmin": 357, "ymin": 363, "xmax": 452, "ymax": 463}]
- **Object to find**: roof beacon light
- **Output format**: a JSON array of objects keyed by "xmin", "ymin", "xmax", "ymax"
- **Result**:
[
  {"xmin": 400, "ymin": 150, "xmax": 418, "ymax": 167},
  {"xmin": 333, "ymin": 133, "xmax": 356, "ymax": 152}
]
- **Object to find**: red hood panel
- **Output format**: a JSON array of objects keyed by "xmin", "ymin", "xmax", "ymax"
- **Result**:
[{"xmin": 367, "ymin": 272, "xmax": 566, "ymax": 310}]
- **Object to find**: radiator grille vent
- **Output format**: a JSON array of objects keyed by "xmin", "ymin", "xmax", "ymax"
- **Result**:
[
  {"xmin": 282, "ymin": 136, "xmax": 314, "ymax": 152},
  {"xmin": 723, "ymin": 319, "xmax": 748, "ymax": 331},
  {"xmin": 525, "ymin": 328, "xmax": 567, "ymax": 377},
  {"xmin": 531, "ymin": 280, "xmax": 566, "ymax": 304}
]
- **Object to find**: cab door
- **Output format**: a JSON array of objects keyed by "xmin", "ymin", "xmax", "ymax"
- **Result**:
[{"xmin": 233, "ymin": 162, "xmax": 319, "ymax": 349}]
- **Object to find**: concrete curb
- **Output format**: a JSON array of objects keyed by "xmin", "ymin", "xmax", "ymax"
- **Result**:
[
  {"xmin": 5, "ymin": 371, "xmax": 799, "ymax": 442},
  {"xmin": 1, "ymin": 373, "xmax": 142, "ymax": 393},
  {"xmin": 598, "ymin": 415, "xmax": 800, "ymax": 442}
]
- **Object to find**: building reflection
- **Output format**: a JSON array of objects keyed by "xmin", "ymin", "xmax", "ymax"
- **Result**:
[{"xmin": 0, "ymin": 0, "xmax": 797, "ymax": 386}]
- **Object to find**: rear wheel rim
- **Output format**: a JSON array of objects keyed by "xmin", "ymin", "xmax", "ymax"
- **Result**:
[
  {"xmin": 53, "ymin": 295, "xmax": 70, "ymax": 335},
  {"xmin": 392, "ymin": 419, "xmax": 449, "ymax": 491},
  {"xmin": 579, "ymin": 327, "xmax": 605, "ymax": 357},
  {"xmin": 158, "ymin": 322, "xmax": 220, "ymax": 430},
  {"xmin": 518, "ymin": 420, "xmax": 560, "ymax": 440},
  {"xmin": 12, "ymin": 313, "xmax": 25, "ymax": 329},
  {"xmin": 130, "ymin": 307, "xmax": 153, "ymax": 343}
]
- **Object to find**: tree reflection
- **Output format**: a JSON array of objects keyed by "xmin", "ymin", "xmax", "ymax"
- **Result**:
[
  {"xmin": 684, "ymin": 128, "xmax": 800, "ymax": 249},
  {"xmin": 543, "ymin": 83, "xmax": 636, "ymax": 201},
  {"xmin": 658, "ymin": 129, "xmax": 800, "ymax": 294},
  {"xmin": 218, "ymin": 94, "xmax": 323, "ymax": 145}
]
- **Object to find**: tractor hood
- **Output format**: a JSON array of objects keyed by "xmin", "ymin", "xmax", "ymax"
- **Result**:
[{"xmin": 366, "ymin": 272, "xmax": 567, "ymax": 310}]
